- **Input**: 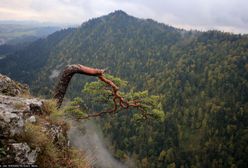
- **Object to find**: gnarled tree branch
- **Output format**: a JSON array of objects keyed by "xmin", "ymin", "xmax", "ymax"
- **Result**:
[
  {"xmin": 54, "ymin": 64, "xmax": 144, "ymax": 119},
  {"xmin": 54, "ymin": 64, "xmax": 104, "ymax": 108}
]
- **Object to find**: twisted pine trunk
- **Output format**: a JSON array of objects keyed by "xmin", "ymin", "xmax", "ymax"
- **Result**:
[
  {"xmin": 53, "ymin": 64, "xmax": 104, "ymax": 108},
  {"xmin": 53, "ymin": 64, "xmax": 142, "ymax": 119}
]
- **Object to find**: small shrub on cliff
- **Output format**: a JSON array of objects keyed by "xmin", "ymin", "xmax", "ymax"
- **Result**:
[
  {"xmin": 23, "ymin": 122, "xmax": 90, "ymax": 167},
  {"xmin": 42, "ymin": 99, "xmax": 58, "ymax": 115},
  {"xmin": 21, "ymin": 103, "xmax": 90, "ymax": 167},
  {"xmin": 23, "ymin": 123, "xmax": 59, "ymax": 166}
]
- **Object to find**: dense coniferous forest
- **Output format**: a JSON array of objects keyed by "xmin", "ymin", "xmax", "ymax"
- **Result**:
[{"xmin": 0, "ymin": 11, "xmax": 247, "ymax": 167}]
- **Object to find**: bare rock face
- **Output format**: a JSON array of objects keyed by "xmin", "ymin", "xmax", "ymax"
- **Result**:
[
  {"xmin": 0, "ymin": 74, "xmax": 67, "ymax": 165},
  {"xmin": 0, "ymin": 95, "xmax": 42, "ymax": 138},
  {"xmin": 10, "ymin": 143, "xmax": 40, "ymax": 164},
  {"xmin": 0, "ymin": 74, "xmax": 29, "ymax": 96},
  {"xmin": 0, "ymin": 74, "xmax": 43, "ymax": 164}
]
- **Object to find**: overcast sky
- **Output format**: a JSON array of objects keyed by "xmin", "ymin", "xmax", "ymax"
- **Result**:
[{"xmin": 0, "ymin": 0, "xmax": 248, "ymax": 34}]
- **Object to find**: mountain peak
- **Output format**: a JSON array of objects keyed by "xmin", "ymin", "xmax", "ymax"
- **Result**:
[
  {"xmin": 109, "ymin": 10, "xmax": 128, "ymax": 17},
  {"xmin": 81, "ymin": 10, "xmax": 130, "ymax": 27},
  {"xmin": 111, "ymin": 10, "xmax": 128, "ymax": 15}
]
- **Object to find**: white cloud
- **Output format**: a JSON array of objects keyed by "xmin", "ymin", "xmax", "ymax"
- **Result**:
[{"xmin": 0, "ymin": 0, "xmax": 248, "ymax": 33}]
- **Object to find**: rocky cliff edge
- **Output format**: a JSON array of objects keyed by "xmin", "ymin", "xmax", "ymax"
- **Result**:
[{"xmin": 0, "ymin": 74, "xmax": 89, "ymax": 167}]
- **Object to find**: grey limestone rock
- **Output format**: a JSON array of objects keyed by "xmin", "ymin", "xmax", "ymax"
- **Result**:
[
  {"xmin": 0, "ymin": 74, "xmax": 29, "ymax": 96},
  {"xmin": 0, "ymin": 74, "xmax": 43, "ymax": 164},
  {"xmin": 11, "ymin": 142, "xmax": 40, "ymax": 164},
  {"xmin": 0, "ymin": 73, "xmax": 69, "ymax": 165}
]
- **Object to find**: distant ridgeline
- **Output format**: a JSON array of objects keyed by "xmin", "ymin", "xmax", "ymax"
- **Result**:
[
  {"xmin": 0, "ymin": 23, "xmax": 60, "ymax": 45},
  {"xmin": 0, "ymin": 10, "xmax": 248, "ymax": 167}
]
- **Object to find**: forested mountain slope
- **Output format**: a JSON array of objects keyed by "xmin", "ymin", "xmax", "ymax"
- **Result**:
[
  {"xmin": 0, "ymin": 28, "xmax": 75, "ymax": 83},
  {"xmin": 0, "ymin": 10, "xmax": 247, "ymax": 167}
]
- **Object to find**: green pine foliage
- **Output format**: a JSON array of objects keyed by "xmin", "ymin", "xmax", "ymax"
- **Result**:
[{"xmin": 63, "ymin": 74, "xmax": 165, "ymax": 121}]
